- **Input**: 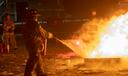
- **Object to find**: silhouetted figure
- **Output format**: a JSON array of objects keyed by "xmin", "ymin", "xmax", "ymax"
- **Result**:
[
  {"xmin": 2, "ymin": 13, "xmax": 17, "ymax": 53},
  {"xmin": 23, "ymin": 9, "xmax": 53, "ymax": 76}
]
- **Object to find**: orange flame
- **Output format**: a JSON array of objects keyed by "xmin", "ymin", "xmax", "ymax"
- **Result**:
[
  {"xmin": 61, "ymin": 11, "xmax": 128, "ymax": 58},
  {"xmin": 89, "ymin": 12, "xmax": 128, "ymax": 58}
]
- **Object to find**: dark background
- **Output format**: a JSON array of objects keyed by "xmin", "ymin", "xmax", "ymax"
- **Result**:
[{"xmin": 0, "ymin": 0, "xmax": 121, "ymax": 38}]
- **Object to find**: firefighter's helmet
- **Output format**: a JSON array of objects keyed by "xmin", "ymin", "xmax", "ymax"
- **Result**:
[{"xmin": 27, "ymin": 9, "xmax": 40, "ymax": 17}]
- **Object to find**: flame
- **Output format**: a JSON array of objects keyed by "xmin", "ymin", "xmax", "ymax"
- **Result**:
[
  {"xmin": 60, "ymin": 11, "xmax": 128, "ymax": 58},
  {"xmin": 89, "ymin": 12, "xmax": 128, "ymax": 58},
  {"xmin": 76, "ymin": 40, "xmax": 80, "ymax": 45}
]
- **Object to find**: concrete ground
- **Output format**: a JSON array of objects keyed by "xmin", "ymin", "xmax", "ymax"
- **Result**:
[{"xmin": 0, "ymin": 36, "xmax": 128, "ymax": 76}]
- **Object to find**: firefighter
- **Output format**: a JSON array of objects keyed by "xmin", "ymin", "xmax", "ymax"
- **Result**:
[
  {"xmin": 2, "ymin": 13, "xmax": 17, "ymax": 53},
  {"xmin": 23, "ymin": 9, "xmax": 53, "ymax": 76}
]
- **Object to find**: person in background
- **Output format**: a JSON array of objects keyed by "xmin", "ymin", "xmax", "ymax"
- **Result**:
[
  {"xmin": 2, "ymin": 13, "xmax": 17, "ymax": 53},
  {"xmin": 23, "ymin": 9, "xmax": 53, "ymax": 76}
]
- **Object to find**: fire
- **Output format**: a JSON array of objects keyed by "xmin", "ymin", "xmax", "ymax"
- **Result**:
[
  {"xmin": 60, "ymin": 11, "xmax": 128, "ymax": 58},
  {"xmin": 76, "ymin": 40, "xmax": 80, "ymax": 45},
  {"xmin": 90, "ymin": 12, "xmax": 128, "ymax": 58}
]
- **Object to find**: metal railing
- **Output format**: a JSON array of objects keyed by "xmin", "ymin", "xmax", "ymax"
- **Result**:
[{"xmin": 0, "ymin": 0, "xmax": 7, "ymax": 22}]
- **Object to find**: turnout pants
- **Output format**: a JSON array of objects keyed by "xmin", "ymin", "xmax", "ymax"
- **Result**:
[{"xmin": 24, "ymin": 38, "xmax": 46, "ymax": 76}]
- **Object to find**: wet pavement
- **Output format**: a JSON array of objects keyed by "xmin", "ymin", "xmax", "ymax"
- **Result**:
[{"xmin": 0, "ymin": 36, "xmax": 128, "ymax": 76}]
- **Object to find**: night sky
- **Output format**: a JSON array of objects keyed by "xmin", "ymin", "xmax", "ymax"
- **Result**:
[
  {"xmin": 6, "ymin": 0, "xmax": 127, "ymax": 22},
  {"xmin": 28, "ymin": 0, "xmax": 120, "ymax": 18},
  {"xmin": 63, "ymin": 0, "xmax": 119, "ymax": 17}
]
